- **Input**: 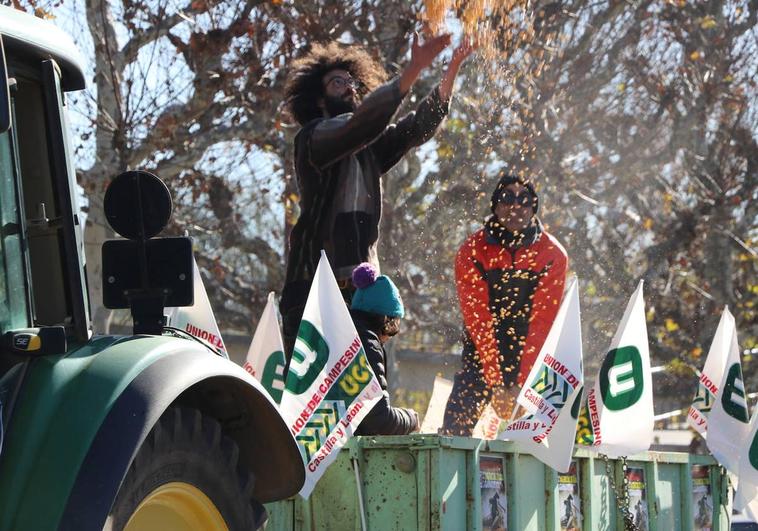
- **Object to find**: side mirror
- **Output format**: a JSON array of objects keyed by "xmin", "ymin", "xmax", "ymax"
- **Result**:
[
  {"xmin": 101, "ymin": 171, "xmax": 193, "ymax": 335},
  {"xmin": 0, "ymin": 36, "xmax": 12, "ymax": 133}
]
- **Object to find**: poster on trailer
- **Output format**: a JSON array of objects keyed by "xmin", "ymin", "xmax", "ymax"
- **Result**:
[
  {"xmin": 558, "ymin": 461, "xmax": 582, "ymax": 531},
  {"xmin": 480, "ymin": 455, "xmax": 507, "ymax": 531},
  {"xmin": 692, "ymin": 465, "xmax": 713, "ymax": 530},
  {"xmin": 626, "ymin": 467, "xmax": 649, "ymax": 531}
]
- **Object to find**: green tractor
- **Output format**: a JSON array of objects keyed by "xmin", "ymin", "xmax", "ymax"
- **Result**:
[{"xmin": 0, "ymin": 6, "xmax": 303, "ymax": 530}]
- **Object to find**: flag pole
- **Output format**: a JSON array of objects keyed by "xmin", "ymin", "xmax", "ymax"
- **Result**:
[{"xmin": 353, "ymin": 459, "xmax": 368, "ymax": 531}]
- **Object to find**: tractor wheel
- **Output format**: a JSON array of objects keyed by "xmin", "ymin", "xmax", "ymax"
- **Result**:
[{"xmin": 105, "ymin": 407, "xmax": 266, "ymax": 531}]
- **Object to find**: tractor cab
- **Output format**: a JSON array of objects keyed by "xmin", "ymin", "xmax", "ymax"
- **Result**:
[{"xmin": 0, "ymin": 8, "xmax": 89, "ymax": 370}]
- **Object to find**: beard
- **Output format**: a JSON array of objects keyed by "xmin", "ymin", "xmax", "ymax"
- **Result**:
[{"xmin": 324, "ymin": 94, "xmax": 357, "ymax": 116}]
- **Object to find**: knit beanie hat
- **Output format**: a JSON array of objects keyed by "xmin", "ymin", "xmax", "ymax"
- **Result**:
[
  {"xmin": 490, "ymin": 172, "xmax": 539, "ymax": 215},
  {"xmin": 350, "ymin": 263, "xmax": 405, "ymax": 318}
]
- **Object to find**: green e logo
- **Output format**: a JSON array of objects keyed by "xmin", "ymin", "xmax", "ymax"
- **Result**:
[
  {"xmin": 261, "ymin": 351, "xmax": 286, "ymax": 403},
  {"xmin": 722, "ymin": 363, "xmax": 749, "ymax": 423},
  {"xmin": 285, "ymin": 320, "xmax": 329, "ymax": 395},
  {"xmin": 599, "ymin": 346, "xmax": 644, "ymax": 411},
  {"xmin": 748, "ymin": 429, "xmax": 758, "ymax": 470}
]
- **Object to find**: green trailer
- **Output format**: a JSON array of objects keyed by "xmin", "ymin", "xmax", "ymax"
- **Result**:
[{"xmin": 266, "ymin": 435, "xmax": 730, "ymax": 531}]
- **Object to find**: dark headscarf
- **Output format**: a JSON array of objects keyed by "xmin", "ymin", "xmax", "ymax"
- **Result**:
[
  {"xmin": 486, "ymin": 173, "xmax": 541, "ymax": 249},
  {"xmin": 489, "ymin": 173, "xmax": 539, "ymax": 215}
]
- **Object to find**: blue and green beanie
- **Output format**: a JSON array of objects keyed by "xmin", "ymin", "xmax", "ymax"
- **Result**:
[{"xmin": 350, "ymin": 263, "xmax": 404, "ymax": 318}]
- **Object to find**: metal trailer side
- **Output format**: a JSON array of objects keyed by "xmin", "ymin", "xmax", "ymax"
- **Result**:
[{"xmin": 266, "ymin": 434, "xmax": 729, "ymax": 531}]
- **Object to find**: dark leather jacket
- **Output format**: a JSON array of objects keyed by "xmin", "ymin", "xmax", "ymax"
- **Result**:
[
  {"xmin": 284, "ymin": 78, "xmax": 449, "ymax": 288},
  {"xmin": 351, "ymin": 310, "xmax": 417, "ymax": 436}
]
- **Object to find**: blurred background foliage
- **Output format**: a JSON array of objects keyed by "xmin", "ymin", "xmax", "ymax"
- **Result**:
[{"xmin": 15, "ymin": 0, "xmax": 757, "ymax": 409}]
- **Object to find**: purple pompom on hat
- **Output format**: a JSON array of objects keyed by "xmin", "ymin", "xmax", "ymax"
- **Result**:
[
  {"xmin": 350, "ymin": 262, "xmax": 404, "ymax": 318},
  {"xmin": 352, "ymin": 262, "xmax": 379, "ymax": 289}
]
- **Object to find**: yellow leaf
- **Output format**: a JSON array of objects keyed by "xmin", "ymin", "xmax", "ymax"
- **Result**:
[
  {"xmin": 617, "ymin": 83, "xmax": 626, "ymax": 92},
  {"xmin": 34, "ymin": 7, "xmax": 56, "ymax": 19},
  {"xmin": 700, "ymin": 16, "xmax": 717, "ymax": 29},
  {"xmin": 643, "ymin": 218, "xmax": 654, "ymax": 230},
  {"xmin": 437, "ymin": 144, "xmax": 454, "ymax": 159},
  {"xmin": 691, "ymin": 347, "xmax": 703, "ymax": 359},
  {"xmin": 724, "ymin": 75, "xmax": 734, "ymax": 83},
  {"xmin": 665, "ymin": 318, "xmax": 679, "ymax": 332},
  {"xmin": 690, "ymin": 51, "xmax": 701, "ymax": 61}
]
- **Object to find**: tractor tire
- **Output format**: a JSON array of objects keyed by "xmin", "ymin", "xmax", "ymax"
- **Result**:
[{"xmin": 104, "ymin": 407, "xmax": 266, "ymax": 531}]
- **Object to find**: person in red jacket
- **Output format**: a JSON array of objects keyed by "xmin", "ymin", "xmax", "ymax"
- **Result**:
[{"xmin": 441, "ymin": 173, "xmax": 568, "ymax": 436}]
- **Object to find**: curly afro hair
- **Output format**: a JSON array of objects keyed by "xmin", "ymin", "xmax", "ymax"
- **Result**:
[{"xmin": 284, "ymin": 42, "xmax": 388, "ymax": 126}]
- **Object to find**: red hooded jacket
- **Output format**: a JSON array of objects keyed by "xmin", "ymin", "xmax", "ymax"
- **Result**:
[{"xmin": 455, "ymin": 225, "xmax": 568, "ymax": 388}]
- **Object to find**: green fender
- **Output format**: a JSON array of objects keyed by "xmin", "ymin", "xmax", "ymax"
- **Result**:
[{"xmin": 0, "ymin": 334, "xmax": 304, "ymax": 530}]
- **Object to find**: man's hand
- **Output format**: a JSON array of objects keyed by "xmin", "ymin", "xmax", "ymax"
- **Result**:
[
  {"xmin": 439, "ymin": 37, "xmax": 478, "ymax": 101},
  {"xmin": 410, "ymin": 32, "xmax": 452, "ymax": 71},
  {"xmin": 407, "ymin": 408, "xmax": 421, "ymax": 432},
  {"xmin": 450, "ymin": 37, "xmax": 477, "ymax": 66},
  {"xmin": 399, "ymin": 32, "xmax": 451, "ymax": 94}
]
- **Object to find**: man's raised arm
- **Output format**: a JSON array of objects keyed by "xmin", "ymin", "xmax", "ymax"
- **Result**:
[
  {"xmin": 306, "ymin": 33, "xmax": 452, "ymax": 169},
  {"xmin": 371, "ymin": 39, "xmax": 476, "ymax": 173}
]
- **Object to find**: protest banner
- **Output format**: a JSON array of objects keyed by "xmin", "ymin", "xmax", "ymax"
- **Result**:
[
  {"xmin": 500, "ymin": 278, "xmax": 583, "ymax": 472},
  {"xmin": 166, "ymin": 258, "xmax": 228, "ymax": 357},
  {"xmin": 579, "ymin": 281, "xmax": 653, "ymax": 458},
  {"xmin": 701, "ymin": 308, "xmax": 750, "ymax": 478},
  {"xmin": 278, "ymin": 252, "xmax": 383, "ymax": 497},
  {"xmin": 734, "ymin": 399, "xmax": 758, "ymax": 519},
  {"xmin": 688, "ymin": 307, "xmax": 737, "ymax": 438},
  {"xmin": 419, "ymin": 375, "xmax": 453, "ymax": 434},
  {"xmin": 473, "ymin": 403, "xmax": 506, "ymax": 440},
  {"xmin": 242, "ymin": 292, "xmax": 287, "ymax": 403}
]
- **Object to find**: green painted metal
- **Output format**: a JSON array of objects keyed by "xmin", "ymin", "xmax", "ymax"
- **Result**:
[
  {"xmin": 0, "ymin": 334, "xmax": 207, "ymax": 531},
  {"xmin": 266, "ymin": 435, "xmax": 730, "ymax": 530},
  {"xmin": 0, "ymin": 130, "xmax": 30, "ymax": 332}
]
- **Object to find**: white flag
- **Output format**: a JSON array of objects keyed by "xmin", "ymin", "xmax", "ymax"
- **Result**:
[
  {"xmin": 473, "ymin": 403, "xmax": 506, "ymax": 440},
  {"xmin": 242, "ymin": 292, "xmax": 287, "ymax": 404},
  {"xmin": 521, "ymin": 388, "xmax": 585, "ymax": 473},
  {"xmin": 167, "ymin": 259, "xmax": 228, "ymax": 358},
  {"xmin": 419, "ymin": 376, "xmax": 453, "ymax": 434},
  {"xmin": 735, "ymin": 408, "xmax": 758, "ymax": 517},
  {"xmin": 278, "ymin": 252, "xmax": 383, "ymax": 498},
  {"xmin": 688, "ymin": 307, "xmax": 736, "ymax": 438},
  {"xmin": 500, "ymin": 278, "xmax": 584, "ymax": 472},
  {"xmin": 703, "ymin": 309, "xmax": 750, "ymax": 477},
  {"xmin": 581, "ymin": 280, "xmax": 653, "ymax": 458}
]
